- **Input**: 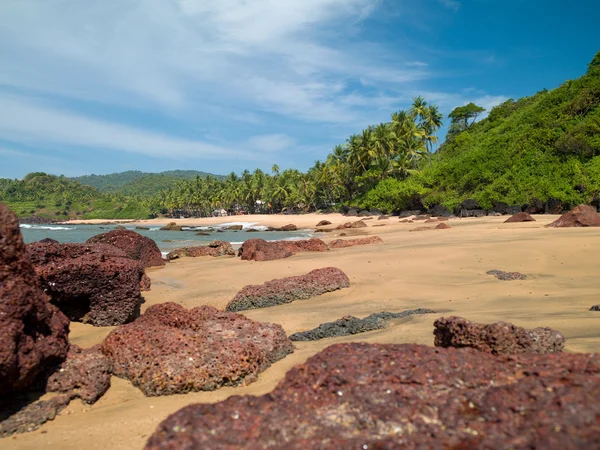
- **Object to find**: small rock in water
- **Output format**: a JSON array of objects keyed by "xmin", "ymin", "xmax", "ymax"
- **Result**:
[{"xmin": 487, "ymin": 269, "xmax": 527, "ymax": 281}]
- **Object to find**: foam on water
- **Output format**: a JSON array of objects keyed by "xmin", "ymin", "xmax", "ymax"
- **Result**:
[{"xmin": 20, "ymin": 224, "xmax": 75, "ymax": 231}]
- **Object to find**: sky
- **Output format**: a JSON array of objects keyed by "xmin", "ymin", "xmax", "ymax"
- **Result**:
[{"xmin": 1, "ymin": 0, "xmax": 599, "ymax": 178}]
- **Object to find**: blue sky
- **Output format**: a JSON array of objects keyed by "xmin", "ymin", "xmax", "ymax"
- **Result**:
[{"xmin": 1, "ymin": 0, "xmax": 598, "ymax": 178}]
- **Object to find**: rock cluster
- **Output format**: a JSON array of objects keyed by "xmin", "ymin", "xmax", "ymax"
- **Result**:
[
  {"xmin": 487, "ymin": 269, "xmax": 527, "ymax": 281},
  {"xmin": 289, "ymin": 308, "xmax": 435, "ymax": 341},
  {"xmin": 227, "ymin": 268, "xmax": 350, "ymax": 312},
  {"xmin": 336, "ymin": 220, "xmax": 367, "ymax": 229},
  {"xmin": 86, "ymin": 229, "xmax": 165, "ymax": 268},
  {"xmin": 328, "ymin": 236, "xmax": 383, "ymax": 249},
  {"xmin": 145, "ymin": 342, "xmax": 600, "ymax": 449},
  {"xmin": 0, "ymin": 204, "xmax": 70, "ymax": 397},
  {"xmin": 166, "ymin": 241, "xmax": 235, "ymax": 260},
  {"xmin": 546, "ymin": 204, "xmax": 600, "ymax": 227},
  {"xmin": 27, "ymin": 242, "xmax": 145, "ymax": 326},
  {"xmin": 434, "ymin": 316, "xmax": 565, "ymax": 354},
  {"xmin": 101, "ymin": 302, "xmax": 294, "ymax": 396}
]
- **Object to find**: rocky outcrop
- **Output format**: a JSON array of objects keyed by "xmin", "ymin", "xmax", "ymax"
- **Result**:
[
  {"xmin": 27, "ymin": 242, "xmax": 145, "ymax": 326},
  {"xmin": 278, "ymin": 224, "xmax": 297, "ymax": 231},
  {"xmin": 101, "ymin": 303, "xmax": 293, "ymax": 396},
  {"xmin": 166, "ymin": 241, "xmax": 235, "ymax": 260},
  {"xmin": 487, "ymin": 269, "xmax": 527, "ymax": 280},
  {"xmin": 546, "ymin": 204, "xmax": 600, "ymax": 227},
  {"xmin": 159, "ymin": 222, "xmax": 184, "ymax": 231},
  {"xmin": 0, "ymin": 204, "xmax": 70, "ymax": 398},
  {"xmin": 504, "ymin": 211, "xmax": 536, "ymax": 223},
  {"xmin": 434, "ymin": 316, "xmax": 565, "ymax": 354},
  {"xmin": 289, "ymin": 308, "xmax": 435, "ymax": 341},
  {"xmin": 86, "ymin": 229, "xmax": 165, "ymax": 268},
  {"xmin": 145, "ymin": 342, "xmax": 600, "ymax": 449},
  {"xmin": 316, "ymin": 220, "xmax": 332, "ymax": 226},
  {"xmin": 238, "ymin": 238, "xmax": 327, "ymax": 261},
  {"xmin": 336, "ymin": 220, "xmax": 367, "ymax": 229},
  {"xmin": 227, "ymin": 268, "xmax": 350, "ymax": 312},
  {"xmin": 328, "ymin": 236, "xmax": 383, "ymax": 249}
]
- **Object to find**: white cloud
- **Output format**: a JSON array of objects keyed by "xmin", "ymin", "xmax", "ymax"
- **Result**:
[
  {"xmin": 247, "ymin": 134, "xmax": 296, "ymax": 153},
  {"xmin": 439, "ymin": 0, "xmax": 461, "ymax": 12}
]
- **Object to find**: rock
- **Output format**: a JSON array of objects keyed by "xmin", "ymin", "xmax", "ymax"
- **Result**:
[
  {"xmin": 278, "ymin": 224, "xmax": 297, "ymax": 231},
  {"xmin": 244, "ymin": 229, "xmax": 259, "ymax": 233},
  {"xmin": 145, "ymin": 343, "xmax": 600, "ymax": 450},
  {"xmin": 27, "ymin": 242, "xmax": 145, "ymax": 326},
  {"xmin": 140, "ymin": 273, "xmax": 152, "ymax": 291},
  {"xmin": 238, "ymin": 239, "xmax": 327, "ymax": 261},
  {"xmin": 486, "ymin": 269, "xmax": 527, "ymax": 281},
  {"xmin": 314, "ymin": 229, "xmax": 332, "ymax": 233},
  {"xmin": 86, "ymin": 229, "xmax": 165, "ymax": 268},
  {"xmin": 438, "ymin": 217, "xmax": 450, "ymax": 221},
  {"xmin": 526, "ymin": 198, "xmax": 545, "ymax": 214},
  {"xmin": 226, "ymin": 268, "xmax": 350, "ymax": 312},
  {"xmin": 372, "ymin": 224, "xmax": 387, "ymax": 227},
  {"xmin": 488, "ymin": 201, "xmax": 520, "ymax": 215},
  {"xmin": 281, "ymin": 239, "xmax": 328, "ymax": 253},
  {"xmin": 399, "ymin": 219, "xmax": 411, "ymax": 223},
  {"xmin": 414, "ymin": 214, "xmax": 431, "ymax": 220},
  {"xmin": 350, "ymin": 220, "xmax": 367, "ymax": 228},
  {"xmin": 166, "ymin": 241, "xmax": 235, "ymax": 260},
  {"xmin": 546, "ymin": 204, "xmax": 600, "ymax": 228},
  {"xmin": 226, "ymin": 225, "xmax": 244, "ymax": 231},
  {"xmin": 195, "ymin": 231, "xmax": 211, "ymax": 236},
  {"xmin": 435, "ymin": 223, "xmax": 451, "ymax": 229},
  {"xmin": 461, "ymin": 199, "xmax": 480, "ymax": 210},
  {"xmin": 101, "ymin": 303, "xmax": 293, "ymax": 396},
  {"xmin": 399, "ymin": 210, "xmax": 422, "ymax": 217},
  {"xmin": 590, "ymin": 305, "xmax": 600, "ymax": 311},
  {"xmin": 545, "ymin": 198, "xmax": 565, "ymax": 214},
  {"xmin": 429, "ymin": 205, "xmax": 452, "ymax": 217},
  {"xmin": 357, "ymin": 210, "xmax": 371, "ymax": 217},
  {"xmin": 335, "ymin": 222, "xmax": 351, "ymax": 229},
  {"xmin": 370, "ymin": 209, "xmax": 384, "ymax": 216},
  {"xmin": 316, "ymin": 220, "xmax": 332, "ymax": 226},
  {"xmin": 459, "ymin": 209, "xmax": 487, "ymax": 218},
  {"xmin": 345, "ymin": 208, "xmax": 358, "ymax": 217},
  {"xmin": 289, "ymin": 308, "xmax": 435, "ymax": 341},
  {"xmin": 135, "ymin": 226, "xmax": 150, "ymax": 231},
  {"xmin": 115, "ymin": 225, "xmax": 126, "ymax": 230},
  {"xmin": 339, "ymin": 233, "xmax": 347, "ymax": 236},
  {"xmin": 159, "ymin": 222, "xmax": 183, "ymax": 231},
  {"xmin": 328, "ymin": 236, "xmax": 383, "ymax": 249},
  {"xmin": 410, "ymin": 226, "xmax": 433, "ymax": 232},
  {"xmin": 424, "ymin": 218, "xmax": 438, "ymax": 223},
  {"xmin": 0, "ymin": 204, "xmax": 69, "ymax": 398},
  {"xmin": 46, "ymin": 345, "xmax": 112, "ymax": 404},
  {"xmin": 504, "ymin": 211, "xmax": 536, "ymax": 223},
  {"xmin": 377, "ymin": 215, "xmax": 389, "ymax": 220},
  {"xmin": 0, "ymin": 395, "xmax": 71, "ymax": 437},
  {"xmin": 37, "ymin": 237, "xmax": 59, "ymax": 244},
  {"xmin": 434, "ymin": 316, "xmax": 565, "ymax": 355},
  {"xmin": 592, "ymin": 194, "xmax": 600, "ymax": 210}
]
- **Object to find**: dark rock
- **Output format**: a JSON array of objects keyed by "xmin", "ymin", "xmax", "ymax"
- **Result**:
[
  {"xmin": 372, "ymin": 224, "xmax": 386, "ymax": 227},
  {"xmin": 328, "ymin": 236, "xmax": 383, "ymax": 249},
  {"xmin": 575, "ymin": 184, "xmax": 587, "ymax": 193},
  {"xmin": 140, "ymin": 273, "xmax": 152, "ymax": 291},
  {"xmin": 357, "ymin": 210, "xmax": 371, "ymax": 217},
  {"xmin": 504, "ymin": 212, "xmax": 536, "ymax": 223},
  {"xmin": 226, "ymin": 268, "xmax": 350, "ymax": 312},
  {"xmin": 590, "ymin": 305, "xmax": 600, "ymax": 311},
  {"xmin": 86, "ymin": 229, "xmax": 165, "ymax": 268},
  {"xmin": 461, "ymin": 199, "xmax": 480, "ymax": 210},
  {"xmin": 289, "ymin": 308, "xmax": 435, "ymax": 341},
  {"xmin": 434, "ymin": 316, "xmax": 565, "ymax": 355},
  {"xmin": 399, "ymin": 210, "xmax": 422, "ymax": 218},
  {"xmin": 428, "ymin": 205, "xmax": 452, "ymax": 217},
  {"xmin": 0, "ymin": 395, "xmax": 71, "ymax": 437},
  {"xmin": 0, "ymin": 204, "xmax": 69, "ymax": 398},
  {"xmin": 166, "ymin": 241, "xmax": 235, "ymax": 260},
  {"xmin": 487, "ymin": 269, "xmax": 527, "ymax": 281},
  {"xmin": 316, "ymin": 220, "xmax": 332, "ymax": 226},
  {"xmin": 313, "ymin": 229, "xmax": 332, "ymax": 233},
  {"xmin": 424, "ymin": 218, "xmax": 438, "ymax": 223},
  {"xmin": 244, "ymin": 229, "xmax": 259, "ymax": 233},
  {"xmin": 145, "ymin": 343, "xmax": 600, "ymax": 450},
  {"xmin": 101, "ymin": 303, "xmax": 293, "ymax": 396},
  {"xmin": 591, "ymin": 194, "xmax": 600, "ymax": 210},
  {"xmin": 115, "ymin": 225, "xmax": 127, "ymax": 231},
  {"xmin": 546, "ymin": 204, "xmax": 600, "ymax": 228},
  {"xmin": 135, "ymin": 226, "xmax": 150, "ymax": 231},
  {"xmin": 27, "ymin": 242, "xmax": 145, "ymax": 326},
  {"xmin": 160, "ymin": 222, "xmax": 184, "ymax": 231},
  {"xmin": 524, "ymin": 198, "xmax": 545, "ymax": 214},
  {"xmin": 414, "ymin": 214, "xmax": 431, "ymax": 220},
  {"xmin": 38, "ymin": 238, "xmax": 59, "ymax": 244},
  {"xmin": 369, "ymin": 209, "xmax": 384, "ymax": 216},
  {"xmin": 459, "ymin": 209, "xmax": 487, "ymax": 218},
  {"xmin": 345, "ymin": 208, "xmax": 358, "ymax": 217},
  {"xmin": 545, "ymin": 198, "xmax": 565, "ymax": 214},
  {"xmin": 377, "ymin": 215, "xmax": 389, "ymax": 220},
  {"xmin": 196, "ymin": 231, "xmax": 211, "ymax": 235},
  {"xmin": 226, "ymin": 225, "xmax": 244, "ymax": 231}
]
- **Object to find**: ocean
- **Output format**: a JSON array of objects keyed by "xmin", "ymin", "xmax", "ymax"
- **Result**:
[{"xmin": 19, "ymin": 221, "xmax": 313, "ymax": 257}]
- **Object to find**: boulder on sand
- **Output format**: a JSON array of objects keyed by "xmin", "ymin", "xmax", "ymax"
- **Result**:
[
  {"xmin": 278, "ymin": 224, "xmax": 298, "ymax": 231},
  {"xmin": 504, "ymin": 211, "xmax": 536, "ymax": 223},
  {"xmin": 434, "ymin": 316, "xmax": 565, "ymax": 355},
  {"xmin": 435, "ymin": 223, "xmax": 451, "ymax": 229},
  {"xmin": 226, "ymin": 267, "xmax": 350, "ymax": 312},
  {"xmin": 86, "ymin": 229, "xmax": 165, "ymax": 268},
  {"xmin": 27, "ymin": 242, "xmax": 145, "ymax": 326},
  {"xmin": 101, "ymin": 302, "xmax": 293, "ymax": 396},
  {"xmin": 546, "ymin": 204, "xmax": 600, "ymax": 228},
  {"xmin": 159, "ymin": 222, "xmax": 183, "ymax": 231},
  {"xmin": 328, "ymin": 236, "xmax": 383, "ymax": 249},
  {"xmin": 145, "ymin": 342, "xmax": 600, "ymax": 449},
  {"xmin": 238, "ymin": 238, "xmax": 327, "ymax": 261},
  {"xmin": 166, "ymin": 241, "xmax": 235, "ymax": 260},
  {"xmin": 0, "ymin": 204, "xmax": 69, "ymax": 397},
  {"xmin": 316, "ymin": 220, "xmax": 332, "ymax": 226}
]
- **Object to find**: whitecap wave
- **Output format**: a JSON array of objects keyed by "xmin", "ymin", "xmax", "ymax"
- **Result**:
[
  {"xmin": 20, "ymin": 224, "xmax": 75, "ymax": 231},
  {"xmin": 214, "ymin": 221, "xmax": 259, "ymax": 230}
]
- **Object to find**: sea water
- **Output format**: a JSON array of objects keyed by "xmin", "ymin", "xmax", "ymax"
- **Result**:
[{"xmin": 20, "ymin": 222, "xmax": 313, "ymax": 256}]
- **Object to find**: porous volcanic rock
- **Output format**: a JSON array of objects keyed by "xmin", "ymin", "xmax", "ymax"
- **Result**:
[
  {"xmin": 86, "ymin": 229, "xmax": 165, "ymax": 268},
  {"xmin": 316, "ymin": 220, "xmax": 332, "ymax": 226},
  {"xmin": 166, "ymin": 241, "xmax": 235, "ymax": 260},
  {"xmin": 434, "ymin": 316, "xmax": 565, "ymax": 354},
  {"xmin": 487, "ymin": 269, "xmax": 527, "ymax": 281},
  {"xmin": 435, "ymin": 223, "xmax": 451, "ymax": 229},
  {"xmin": 145, "ymin": 343, "xmax": 600, "ymax": 449},
  {"xmin": 227, "ymin": 268, "xmax": 350, "ymax": 312},
  {"xmin": 289, "ymin": 308, "xmax": 435, "ymax": 341},
  {"xmin": 101, "ymin": 303, "xmax": 294, "ymax": 396},
  {"xmin": 0, "ymin": 395, "xmax": 72, "ymax": 437},
  {"xmin": 590, "ymin": 305, "xmax": 600, "ymax": 311},
  {"xmin": 238, "ymin": 238, "xmax": 327, "ymax": 261},
  {"xmin": 0, "ymin": 204, "xmax": 70, "ymax": 398},
  {"xmin": 37, "ymin": 237, "xmax": 59, "ymax": 244},
  {"xmin": 159, "ymin": 222, "xmax": 183, "ymax": 231},
  {"xmin": 505, "ymin": 212, "xmax": 536, "ymax": 223},
  {"xmin": 27, "ymin": 242, "xmax": 145, "ymax": 326},
  {"xmin": 546, "ymin": 204, "xmax": 600, "ymax": 228},
  {"xmin": 140, "ymin": 273, "xmax": 152, "ymax": 291},
  {"xmin": 328, "ymin": 236, "xmax": 383, "ymax": 249}
]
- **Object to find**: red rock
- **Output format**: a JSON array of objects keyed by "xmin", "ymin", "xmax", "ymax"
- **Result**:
[
  {"xmin": 328, "ymin": 236, "xmax": 383, "ymax": 249},
  {"xmin": 166, "ymin": 241, "xmax": 235, "ymax": 260},
  {"xmin": 238, "ymin": 238, "xmax": 327, "ymax": 261},
  {"xmin": 279, "ymin": 238, "xmax": 328, "ymax": 253},
  {"xmin": 0, "ymin": 395, "xmax": 71, "ymax": 437},
  {"xmin": 140, "ymin": 273, "xmax": 152, "ymax": 291},
  {"xmin": 101, "ymin": 303, "xmax": 293, "ymax": 396},
  {"xmin": 434, "ymin": 316, "xmax": 565, "ymax": 354},
  {"xmin": 27, "ymin": 242, "xmax": 145, "ymax": 326},
  {"xmin": 279, "ymin": 224, "xmax": 298, "ymax": 231},
  {"xmin": 145, "ymin": 343, "xmax": 600, "ymax": 449},
  {"xmin": 0, "ymin": 204, "xmax": 69, "ymax": 397},
  {"xmin": 86, "ymin": 229, "xmax": 165, "ymax": 268},
  {"xmin": 316, "ymin": 220, "xmax": 332, "ymax": 226},
  {"xmin": 504, "ymin": 211, "xmax": 536, "ymax": 223},
  {"xmin": 226, "ymin": 268, "xmax": 350, "ymax": 312},
  {"xmin": 546, "ymin": 204, "xmax": 600, "ymax": 227},
  {"xmin": 435, "ymin": 223, "xmax": 451, "ymax": 229}
]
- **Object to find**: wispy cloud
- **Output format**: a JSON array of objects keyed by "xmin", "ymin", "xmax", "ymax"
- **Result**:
[{"xmin": 439, "ymin": 0, "xmax": 461, "ymax": 12}]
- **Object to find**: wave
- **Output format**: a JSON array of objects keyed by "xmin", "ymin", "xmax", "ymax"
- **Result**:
[
  {"xmin": 20, "ymin": 224, "xmax": 75, "ymax": 231},
  {"xmin": 214, "ymin": 221, "xmax": 259, "ymax": 230}
]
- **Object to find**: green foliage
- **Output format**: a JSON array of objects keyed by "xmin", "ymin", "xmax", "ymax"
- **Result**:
[{"xmin": 357, "ymin": 177, "xmax": 429, "ymax": 212}]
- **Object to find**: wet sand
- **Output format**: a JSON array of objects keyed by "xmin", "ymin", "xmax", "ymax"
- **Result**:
[{"xmin": 6, "ymin": 214, "xmax": 600, "ymax": 449}]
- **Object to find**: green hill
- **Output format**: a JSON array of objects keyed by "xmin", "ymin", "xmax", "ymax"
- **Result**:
[
  {"xmin": 359, "ymin": 51, "xmax": 600, "ymax": 212},
  {"xmin": 71, "ymin": 170, "xmax": 224, "ymax": 196}
]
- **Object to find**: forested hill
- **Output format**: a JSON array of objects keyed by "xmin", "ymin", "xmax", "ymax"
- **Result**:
[
  {"xmin": 359, "ymin": 51, "xmax": 600, "ymax": 212},
  {"xmin": 71, "ymin": 170, "xmax": 224, "ymax": 196}
]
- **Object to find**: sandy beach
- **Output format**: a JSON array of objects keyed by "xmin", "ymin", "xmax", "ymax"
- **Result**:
[{"xmin": 7, "ymin": 213, "xmax": 600, "ymax": 450}]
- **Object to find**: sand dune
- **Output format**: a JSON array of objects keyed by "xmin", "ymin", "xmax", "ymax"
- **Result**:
[{"xmin": 7, "ymin": 214, "xmax": 600, "ymax": 450}]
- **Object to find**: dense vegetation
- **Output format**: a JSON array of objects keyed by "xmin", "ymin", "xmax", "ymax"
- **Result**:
[{"xmin": 3, "ymin": 51, "xmax": 599, "ymax": 220}]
